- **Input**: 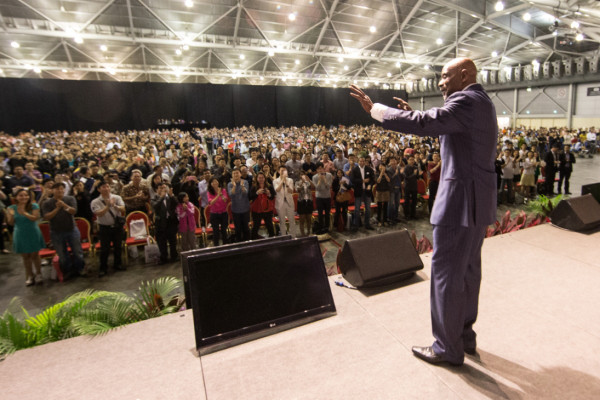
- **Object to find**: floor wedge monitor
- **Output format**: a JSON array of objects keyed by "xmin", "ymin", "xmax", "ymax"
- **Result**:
[{"xmin": 550, "ymin": 194, "xmax": 600, "ymax": 232}]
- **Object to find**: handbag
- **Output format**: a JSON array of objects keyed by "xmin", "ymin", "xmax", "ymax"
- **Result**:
[
  {"xmin": 144, "ymin": 237, "xmax": 160, "ymax": 264},
  {"xmin": 336, "ymin": 190, "xmax": 351, "ymax": 203}
]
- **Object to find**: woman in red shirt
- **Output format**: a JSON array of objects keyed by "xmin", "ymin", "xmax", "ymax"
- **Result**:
[{"xmin": 249, "ymin": 172, "xmax": 275, "ymax": 238}]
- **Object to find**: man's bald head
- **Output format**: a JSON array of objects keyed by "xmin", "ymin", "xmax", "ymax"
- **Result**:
[{"xmin": 438, "ymin": 58, "xmax": 478, "ymax": 100}]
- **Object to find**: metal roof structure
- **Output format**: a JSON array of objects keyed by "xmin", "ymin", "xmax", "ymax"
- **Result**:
[{"xmin": 1, "ymin": 0, "xmax": 599, "ymax": 91}]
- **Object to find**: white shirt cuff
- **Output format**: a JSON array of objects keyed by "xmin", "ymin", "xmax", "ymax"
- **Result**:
[{"xmin": 370, "ymin": 103, "xmax": 388, "ymax": 123}]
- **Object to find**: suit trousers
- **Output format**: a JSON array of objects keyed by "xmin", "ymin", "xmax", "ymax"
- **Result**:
[
  {"xmin": 276, "ymin": 201, "xmax": 297, "ymax": 238},
  {"xmin": 559, "ymin": 169, "xmax": 571, "ymax": 193},
  {"xmin": 388, "ymin": 187, "xmax": 402, "ymax": 222},
  {"xmin": 155, "ymin": 224, "xmax": 178, "ymax": 262},
  {"xmin": 430, "ymin": 224, "xmax": 486, "ymax": 365},
  {"xmin": 98, "ymin": 224, "xmax": 123, "ymax": 272}
]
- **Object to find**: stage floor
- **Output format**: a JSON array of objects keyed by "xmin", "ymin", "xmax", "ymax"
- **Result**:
[{"xmin": 2, "ymin": 224, "xmax": 600, "ymax": 400}]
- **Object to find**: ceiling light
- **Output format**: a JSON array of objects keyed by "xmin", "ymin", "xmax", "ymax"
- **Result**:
[
  {"xmin": 576, "ymin": 33, "xmax": 584, "ymax": 41},
  {"xmin": 62, "ymin": 68, "xmax": 68, "ymax": 73},
  {"xmin": 176, "ymin": 49, "xmax": 182, "ymax": 55},
  {"xmin": 353, "ymin": 80, "xmax": 357, "ymax": 84},
  {"xmin": 495, "ymin": 1, "xmax": 504, "ymax": 12},
  {"xmin": 363, "ymin": 82, "xmax": 368, "ymax": 87},
  {"xmin": 33, "ymin": 67, "xmax": 42, "ymax": 74},
  {"xmin": 325, "ymin": 79, "xmax": 330, "ymax": 84},
  {"xmin": 526, "ymin": 87, "xmax": 532, "ymax": 92},
  {"xmin": 74, "ymin": 36, "xmax": 83, "ymax": 44},
  {"xmin": 297, "ymin": 79, "xmax": 302, "ymax": 83},
  {"xmin": 344, "ymin": 65, "xmax": 349, "ymax": 71},
  {"xmin": 288, "ymin": 13, "xmax": 296, "ymax": 21},
  {"xmin": 259, "ymin": 76, "xmax": 264, "ymax": 80},
  {"xmin": 526, "ymin": 110, "xmax": 530, "ymax": 114},
  {"xmin": 338, "ymin": 56, "xmax": 344, "ymax": 62},
  {"xmin": 374, "ymin": 81, "xmax": 379, "ymax": 85},
  {"xmin": 369, "ymin": 26, "xmax": 376, "ymax": 33},
  {"xmin": 532, "ymin": 59, "xmax": 539, "ymax": 66},
  {"xmin": 552, "ymin": 31, "xmax": 558, "ymax": 36},
  {"xmin": 282, "ymin": 77, "xmax": 287, "ymax": 82},
  {"xmin": 185, "ymin": 0, "xmax": 193, "ymax": 7},
  {"xmin": 24, "ymin": 64, "xmax": 32, "ymax": 69},
  {"xmin": 491, "ymin": 51, "xmax": 498, "ymax": 57},
  {"xmin": 553, "ymin": 110, "xmax": 557, "ymax": 114},
  {"xmin": 268, "ymin": 49, "xmax": 275, "ymax": 57},
  {"xmin": 108, "ymin": 68, "xmax": 116, "ymax": 75},
  {"xmin": 240, "ymin": 54, "xmax": 245, "ymax": 60},
  {"xmin": 387, "ymin": 72, "xmax": 392, "ymax": 77},
  {"xmin": 182, "ymin": 44, "xmax": 189, "ymax": 51},
  {"xmin": 294, "ymin": 59, "xmax": 300, "ymax": 65},
  {"xmin": 11, "ymin": 41, "xmax": 20, "ymax": 48},
  {"xmin": 395, "ymin": 62, "xmax": 401, "ymax": 68},
  {"xmin": 570, "ymin": 21, "xmax": 580, "ymax": 29},
  {"xmin": 523, "ymin": 12, "xmax": 531, "ymax": 21},
  {"xmin": 100, "ymin": 45, "xmax": 108, "ymax": 52},
  {"xmin": 333, "ymin": 84, "xmax": 337, "ymax": 88},
  {"xmin": 436, "ymin": 38, "xmax": 443, "ymax": 45},
  {"xmin": 424, "ymin": 64, "xmax": 430, "ymax": 70}
]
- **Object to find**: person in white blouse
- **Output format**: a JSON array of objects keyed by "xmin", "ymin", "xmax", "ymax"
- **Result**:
[{"xmin": 273, "ymin": 166, "xmax": 297, "ymax": 238}]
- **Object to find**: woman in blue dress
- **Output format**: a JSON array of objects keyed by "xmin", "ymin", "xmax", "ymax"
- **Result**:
[{"xmin": 6, "ymin": 189, "xmax": 46, "ymax": 286}]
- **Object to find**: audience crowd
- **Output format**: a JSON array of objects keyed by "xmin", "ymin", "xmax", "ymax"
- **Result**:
[{"xmin": 0, "ymin": 123, "xmax": 595, "ymax": 285}]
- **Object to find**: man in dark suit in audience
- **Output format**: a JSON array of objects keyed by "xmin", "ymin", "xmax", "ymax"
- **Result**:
[
  {"xmin": 152, "ymin": 182, "xmax": 179, "ymax": 264},
  {"xmin": 558, "ymin": 144, "xmax": 575, "ymax": 195},
  {"xmin": 544, "ymin": 142, "xmax": 561, "ymax": 195},
  {"xmin": 351, "ymin": 58, "xmax": 497, "ymax": 366},
  {"xmin": 349, "ymin": 156, "xmax": 375, "ymax": 230}
]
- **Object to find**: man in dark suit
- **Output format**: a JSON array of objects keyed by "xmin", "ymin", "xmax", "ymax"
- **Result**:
[
  {"xmin": 402, "ymin": 155, "xmax": 419, "ymax": 220},
  {"xmin": 351, "ymin": 57, "xmax": 498, "ymax": 366},
  {"xmin": 558, "ymin": 144, "xmax": 575, "ymax": 195},
  {"xmin": 544, "ymin": 142, "xmax": 561, "ymax": 195},
  {"xmin": 152, "ymin": 182, "xmax": 179, "ymax": 264},
  {"xmin": 349, "ymin": 156, "xmax": 375, "ymax": 230}
]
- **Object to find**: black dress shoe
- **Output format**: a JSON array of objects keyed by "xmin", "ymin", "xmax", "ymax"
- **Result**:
[
  {"xmin": 114, "ymin": 265, "xmax": 126, "ymax": 271},
  {"xmin": 412, "ymin": 346, "xmax": 463, "ymax": 366},
  {"xmin": 464, "ymin": 347, "xmax": 477, "ymax": 355},
  {"xmin": 365, "ymin": 225, "xmax": 375, "ymax": 230},
  {"xmin": 98, "ymin": 269, "xmax": 107, "ymax": 278}
]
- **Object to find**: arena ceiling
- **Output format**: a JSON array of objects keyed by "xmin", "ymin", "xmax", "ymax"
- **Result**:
[{"xmin": 0, "ymin": 0, "xmax": 599, "ymax": 88}]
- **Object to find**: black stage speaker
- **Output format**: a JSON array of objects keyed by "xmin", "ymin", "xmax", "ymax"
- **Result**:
[
  {"xmin": 582, "ymin": 183, "xmax": 600, "ymax": 204},
  {"xmin": 338, "ymin": 230, "xmax": 424, "ymax": 288},
  {"xmin": 550, "ymin": 194, "xmax": 600, "ymax": 231},
  {"xmin": 180, "ymin": 235, "xmax": 293, "ymax": 309},
  {"xmin": 186, "ymin": 236, "xmax": 336, "ymax": 355}
]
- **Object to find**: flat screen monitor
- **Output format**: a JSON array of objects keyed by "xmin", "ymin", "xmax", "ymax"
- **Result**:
[
  {"xmin": 180, "ymin": 236, "xmax": 293, "ymax": 308},
  {"xmin": 187, "ymin": 236, "xmax": 336, "ymax": 355}
]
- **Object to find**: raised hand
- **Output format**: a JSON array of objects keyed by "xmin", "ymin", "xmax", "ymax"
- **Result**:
[
  {"xmin": 393, "ymin": 97, "xmax": 413, "ymax": 111},
  {"xmin": 349, "ymin": 85, "xmax": 374, "ymax": 113}
]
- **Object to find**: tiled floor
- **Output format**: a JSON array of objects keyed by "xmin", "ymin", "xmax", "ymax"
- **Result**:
[{"xmin": 1, "ymin": 155, "xmax": 599, "ymax": 314}]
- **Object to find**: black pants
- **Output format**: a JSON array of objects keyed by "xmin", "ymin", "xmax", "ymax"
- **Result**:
[
  {"xmin": 315, "ymin": 197, "xmax": 331, "ymax": 232},
  {"xmin": 251, "ymin": 211, "xmax": 275, "ymax": 238},
  {"xmin": 377, "ymin": 202, "xmax": 388, "ymax": 223},
  {"xmin": 334, "ymin": 201, "xmax": 348, "ymax": 230},
  {"xmin": 559, "ymin": 169, "xmax": 571, "ymax": 193},
  {"xmin": 232, "ymin": 211, "xmax": 250, "ymax": 242},
  {"xmin": 98, "ymin": 224, "xmax": 123, "ymax": 272},
  {"xmin": 0, "ymin": 210, "xmax": 5, "ymax": 251},
  {"xmin": 155, "ymin": 224, "xmax": 178, "ymax": 262},
  {"xmin": 210, "ymin": 212, "xmax": 228, "ymax": 246},
  {"xmin": 545, "ymin": 171, "xmax": 556, "ymax": 195},
  {"xmin": 404, "ymin": 190, "xmax": 418, "ymax": 219}
]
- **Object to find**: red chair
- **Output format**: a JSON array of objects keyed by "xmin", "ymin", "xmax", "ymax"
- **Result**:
[
  {"xmin": 193, "ymin": 206, "xmax": 204, "ymax": 246},
  {"xmin": 38, "ymin": 221, "xmax": 56, "ymax": 260},
  {"xmin": 124, "ymin": 211, "xmax": 152, "ymax": 264},
  {"xmin": 74, "ymin": 218, "xmax": 93, "ymax": 257}
]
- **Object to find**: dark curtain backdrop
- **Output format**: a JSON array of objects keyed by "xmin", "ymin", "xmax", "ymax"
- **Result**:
[{"xmin": 0, "ymin": 78, "xmax": 407, "ymax": 134}]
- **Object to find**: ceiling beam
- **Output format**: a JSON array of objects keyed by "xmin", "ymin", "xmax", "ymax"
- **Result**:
[
  {"xmin": 242, "ymin": 7, "xmax": 273, "ymax": 48},
  {"xmin": 125, "ymin": 0, "xmax": 136, "ymax": 39},
  {"xmin": 136, "ymin": 0, "xmax": 182, "ymax": 40},
  {"xmin": 16, "ymin": 0, "xmax": 66, "ymax": 32},
  {"xmin": 313, "ymin": 0, "xmax": 340, "ymax": 55},
  {"xmin": 78, "ymin": 0, "xmax": 118, "ymax": 33},
  {"xmin": 232, "ymin": 2, "xmax": 242, "ymax": 45}
]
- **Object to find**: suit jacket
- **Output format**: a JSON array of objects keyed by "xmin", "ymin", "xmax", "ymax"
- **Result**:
[
  {"xmin": 559, "ymin": 151, "xmax": 575, "ymax": 172},
  {"xmin": 350, "ymin": 165, "xmax": 375, "ymax": 197},
  {"xmin": 544, "ymin": 151, "xmax": 561, "ymax": 176},
  {"xmin": 152, "ymin": 195, "xmax": 179, "ymax": 231},
  {"xmin": 273, "ymin": 176, "xmax": 295, "ymax": 210},
  {"xmin": 380, "ymin": 84, "xmax": 498, "ymax": 227}
]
